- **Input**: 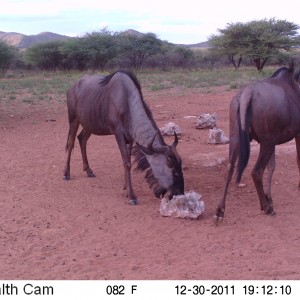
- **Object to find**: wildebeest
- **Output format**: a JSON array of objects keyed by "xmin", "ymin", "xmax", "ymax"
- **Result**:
[
  {"xmin": 63, "ymin": 70, "xmax": 184, "ymax": 204},
  {"xmin": 214, "ymin": 62, "xmax": 300, "ymax": 223}
]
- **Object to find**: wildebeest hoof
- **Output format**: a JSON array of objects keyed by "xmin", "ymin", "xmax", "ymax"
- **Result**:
[
  {"xmin": 213, "ymin": 214, "xmax": 223, "ymax": 225},
  {"xmin": 63, "ymin": 175, "xmax": 70, "ymax": 181},
  {"xmin": 213, "ymin": 208, "xmax": 225, "ymax": 225},
  {"xmin": 87, "ymin": 172, "xmax": 96, "ymax": 178},
  {"xmin": 128, "ymin": 199, "xmax": 138, "ymax": 205},
  {"xmin": 264, "ymin": 206, "xmax": 276, "ymax": 215}
]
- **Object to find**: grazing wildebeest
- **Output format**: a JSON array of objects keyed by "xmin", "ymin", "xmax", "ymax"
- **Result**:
[
  {"xmin": 214, "ymin": 62, "xmax": 300, "ymax": 223},
  {"xmin": 64, "ymin": 70, "xmax": 184, "ymax": 204}
]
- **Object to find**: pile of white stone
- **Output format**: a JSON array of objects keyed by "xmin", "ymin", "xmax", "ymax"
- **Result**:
[
  {"xmin": 196, "ymin": 113, "xmax": 229, "ymax": 145},
  {"xmin": 196, "ymin": 113, "xmax": 216, "ymax": 129},
  {"xmin": 160, "ymin": 122, "xmax": 181, "ymax": 137},
  {"xmin": 208, "ymin": 128, "xmax": 229, "ymax": 144},
  {"xmin": 160, "ymin": 191, "xmax": 204, "ymax": 219}
]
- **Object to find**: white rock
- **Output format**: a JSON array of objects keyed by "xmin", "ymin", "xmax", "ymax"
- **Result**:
[
  {"xmin": 160, "ymin": 122, "xmax": 181, "ymax": 137},
  {"xmin": 208, "ymin": 128, "xmax": 229, "ymax": 144},
  {"xmin": 196, "ymin": 113, "xmax": 216, "ymax": 129},
  {"xmin": 183, "ymin": 115, "xmax": 197, "ymax": 119},
  {"xmin": 160, "ymin": 191, "xmax": 204, "ymax": 219}
]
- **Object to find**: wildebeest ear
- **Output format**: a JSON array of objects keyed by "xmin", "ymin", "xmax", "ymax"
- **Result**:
[{"xmin": 172, "ymin": 131, "xmax": 179, "ymax": 148}]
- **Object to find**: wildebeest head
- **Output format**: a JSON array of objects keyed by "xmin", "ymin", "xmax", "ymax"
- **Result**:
[{"xmin": 135, "ymin": 132, "xmax": 184, "ymax": 199}]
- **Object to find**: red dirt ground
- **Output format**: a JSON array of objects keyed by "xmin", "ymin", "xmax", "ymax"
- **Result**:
[{"xmin": 1, "ymin": 86, "xmax": 300, "ymax": 280}]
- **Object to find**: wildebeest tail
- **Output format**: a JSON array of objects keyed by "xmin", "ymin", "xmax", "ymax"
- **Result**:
[{"xmin": 237, "ymin": 92, "xmax": 252, "ymax": 183}]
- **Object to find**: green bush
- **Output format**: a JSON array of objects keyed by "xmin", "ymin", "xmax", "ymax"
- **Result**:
[{"xmin": 0, "ymin": 40, "xmax": 18, "ymax": 70}]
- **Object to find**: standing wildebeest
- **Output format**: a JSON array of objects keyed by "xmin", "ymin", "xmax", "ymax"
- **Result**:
[
  {"xmin": 64, "ymin": 70, "xmax": 184, "ymax": 204},
  {"xmin": 214, "ymin": 62, "xmax": 300, "ymax": 223}
]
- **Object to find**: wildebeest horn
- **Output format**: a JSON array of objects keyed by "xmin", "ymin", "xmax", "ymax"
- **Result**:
[
  {"xmin": 172, "ymin": 131, "xmax": 179, "ymax": 148},
  {"xmin": 137, "ymin": 131, "xmax": 168, "ymax": 155}
]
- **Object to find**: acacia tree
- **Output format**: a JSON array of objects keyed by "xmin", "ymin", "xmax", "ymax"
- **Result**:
[
  {"xmin": 0, "ymin": 40, "xmax": 17, "ymax": 70},
  {"xmin": 25, "ymin": 41, "xmax": 65, "ymax": 70},
  {"xmin": 61, "ymin": 38, "xmax": 90, "ymax": 70},
  {"xmin": 81, "ymin": 29, "xmax": 117, "ymax": 71},
  {"xmin": 25, "ymin": 28, "xmax": 118, "ymax": 71},
  {"xmin": 209, "ymin": 18, "xmax": 300, "ymax": 70},
  {"xmin": 245, "ymin": 19, "xmax": 299, "ymax": 70},
  {"xmin": 118, "ymin": 32, "xmax": 163, "ymax": 69},
  {"xmin": 209, "ymin": 22, "xmax": 247, "ymax": 69}
]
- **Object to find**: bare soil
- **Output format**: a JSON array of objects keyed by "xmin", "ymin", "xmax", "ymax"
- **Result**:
[{"xmin": 1, "ymin": 86, "xmax": 300, "ymax": 280}]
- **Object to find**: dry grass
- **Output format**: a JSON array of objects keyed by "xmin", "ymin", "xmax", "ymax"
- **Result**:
[{"xmin": 0, "ymin": 67, "xmax": 277, "ymax": 105}]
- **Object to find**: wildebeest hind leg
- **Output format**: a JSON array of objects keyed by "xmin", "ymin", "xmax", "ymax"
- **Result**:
[
  {"xmin": 295, "ymin": 136, "xmax": 300, "ymax": 188},
  {"xmin": 265, "ymin": 149, "xmax": 275, "ymax": 201},
  {"xmin": 77, "ymin": 129, "xmax": 95, "ymax": 178},
  {"xmin": 64, "ymin": 120, "xmax": 80, "ymax": 180},
  {"xmin": 251, "ymin": 144, "xmax": 276, "ymax": 215},
  {"xmin": 214, "ymin": 137, "xmax": 239, "ymax": 224}
]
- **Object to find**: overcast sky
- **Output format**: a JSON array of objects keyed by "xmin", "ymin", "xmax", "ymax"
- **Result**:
[{"xmin": 1, "ymin": 0, "xmax": 299, "ymax": 44}]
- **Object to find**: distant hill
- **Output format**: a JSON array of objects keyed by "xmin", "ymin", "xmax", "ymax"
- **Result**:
[
  {"xmin": 0, "ymin": 30, "xmax": 209, "ymax": 49},
  {"xmin": 0, "ymin": 31, "xmax": 70, "ymax": 49},
  {"xmin": 0, "ymin": 31, "xmax": 25, "ymax": 47},
  {"xmin": 181, "ymin": 41, "xmax": 210, "ymax": 48},
  {"xmin": 121, "ymin": 29, "xmax": 210, "ymax": 48},
  {"xmin": 120, "ymin": 29, "xmax": 145, "ymax": 38}
]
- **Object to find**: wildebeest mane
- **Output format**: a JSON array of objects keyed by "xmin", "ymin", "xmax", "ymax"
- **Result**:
[
  {"xmin": 292, "ymin": 62, "xmax": 300, "ymax": 82},
  {"xmin": 99, "ymin": 70, "xmax": 156, "ymax": 124},
  {"xmin": 270, "ymin": 60, "xmax": 300, "ymax": 82},
  {"xmin": 269, "ymin": 67, "xmax": 291, "ymax": 79},
  {"xmin": 294, "ymin": 70, "xmax": 300, "ymax": 82}
]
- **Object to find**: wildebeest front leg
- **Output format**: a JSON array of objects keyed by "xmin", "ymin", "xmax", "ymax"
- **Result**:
[
  {"xmin": 123, "ymin": 143, "xmax": 133, "ymax": 191},
  {"xmin": 252, "ymin": 144, "xmax": 276, "ymax": 215},
  {"xmin": 296, "ymin": 136, "xmax": 300, "ymax": 188},
  {"xmin": 77, "ymin": 129, "xmax": 95, "ymax": 178},
  {"xmin": 115, "ymin": 132, "xmax": 137, "ymax": 205}
]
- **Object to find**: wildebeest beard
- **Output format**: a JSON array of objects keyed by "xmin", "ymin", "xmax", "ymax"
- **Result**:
[{"xmin": 132, "ymin": 145, "xmax": 167, "ymax": 198}]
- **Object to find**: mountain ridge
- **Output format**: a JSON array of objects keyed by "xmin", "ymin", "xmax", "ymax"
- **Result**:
[
  {"xmin": 0, "ymin": 30, "xmax": 209, "ymax": 49},
  {"xmin": 0, "ymin": 31, "xmax": 70, "ymax": 49}
]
